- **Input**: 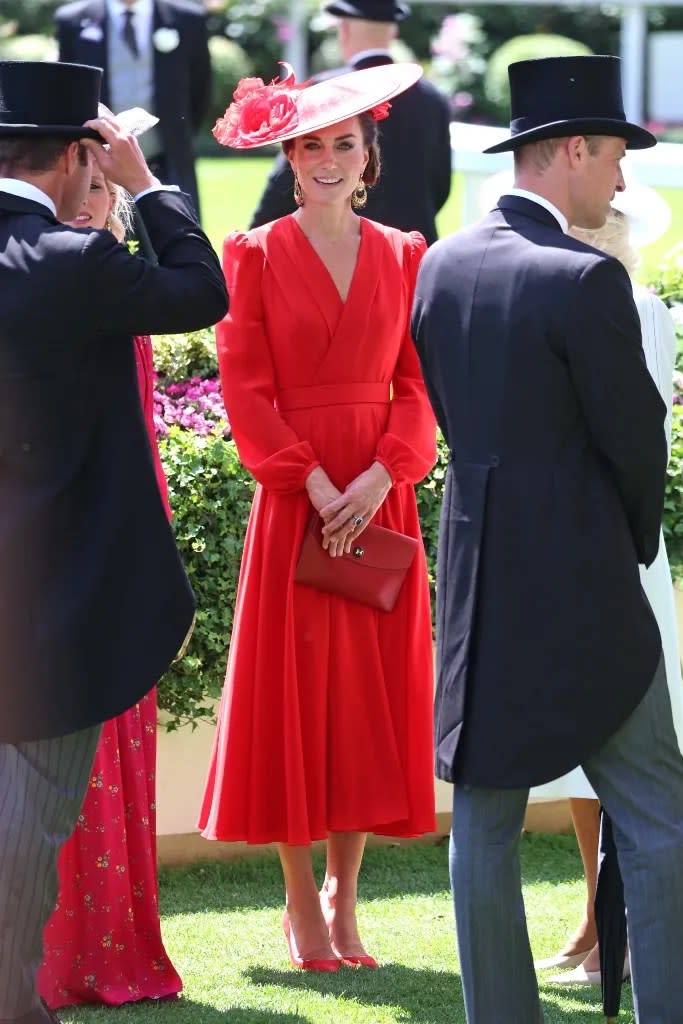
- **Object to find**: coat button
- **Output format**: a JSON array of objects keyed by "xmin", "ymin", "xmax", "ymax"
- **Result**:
[
  {"xmin": 21, "ymin": 441, "xmax": 31, "ymax": 453},
  {"xmin": 490, "ymin": 455, "xmax": 500, "ymax": 467}
]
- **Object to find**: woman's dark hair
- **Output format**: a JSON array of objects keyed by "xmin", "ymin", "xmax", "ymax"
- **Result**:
[{"xmin": 283, "ymin": 111, "xmax": 381, "ymax": 188}]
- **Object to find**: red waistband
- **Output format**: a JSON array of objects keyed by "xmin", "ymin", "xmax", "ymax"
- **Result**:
[{"xmin": 276, "ymin": 382, "xmax": 390, "ymax": 412}]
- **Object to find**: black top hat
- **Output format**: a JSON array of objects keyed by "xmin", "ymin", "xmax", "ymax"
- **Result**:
[
  {"xmin": 324, "ymin": 0, "xmax": 410, "ymax": 24},
  {"xmin": 0, "ymin": 61, "xmax": 102, "ymax": 139},
  {"xmin": 484, "ymin": 55, "xmax": 655, "ymax": 154}
]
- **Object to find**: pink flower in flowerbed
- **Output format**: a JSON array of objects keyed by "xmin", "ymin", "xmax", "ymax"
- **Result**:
[
  {"xmin": 154, "ymin": 376, "xmax": 230, "ymax": 438},
  {"xmin": 674, "ymin": 370, "xmax": 683, "ymax": 405}
]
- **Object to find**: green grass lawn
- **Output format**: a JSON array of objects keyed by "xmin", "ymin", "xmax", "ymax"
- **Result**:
[
  {"xmin": 58, "ymin": 834, "xmax": 634, "ymax": 1024},
  {"xmin": 198, "ymin": 155, "xmax": 681, "ymax": 284}
]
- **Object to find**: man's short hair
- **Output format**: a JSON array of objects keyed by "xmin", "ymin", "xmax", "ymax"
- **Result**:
[
  {"xmin": 0, "ymin": 136, "xmax": 86, "ymax": 175},
  {"xmin": 514, "ymin": 134, "xmax": 606, "ymax": 173}
]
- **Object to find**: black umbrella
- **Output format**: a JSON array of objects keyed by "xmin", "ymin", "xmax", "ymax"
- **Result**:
[{"xmin": 594, "ymin": 808, "xmax": 628, "ymax": 1021}]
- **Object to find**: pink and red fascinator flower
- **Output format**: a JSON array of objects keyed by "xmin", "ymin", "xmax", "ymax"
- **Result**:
[
  {"xmin": 370, "ymin": 101, "xmax": 391, "ymax": 121},
  {"xmin": 212, "ymin": 61, "xmax": 422, "ymax": 151},
  {"xmin": 213, "ymin": 64, "xmax": 300, "ymax": 148}
]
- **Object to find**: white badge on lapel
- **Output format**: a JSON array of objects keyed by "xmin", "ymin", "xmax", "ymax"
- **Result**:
[
  {"xmin": 79, "ymin": 21, "xmax": 104, "ymax": 43},
  {"xmin": 153, "ymin": 27, "xmax": 180, "ymax": 53}
]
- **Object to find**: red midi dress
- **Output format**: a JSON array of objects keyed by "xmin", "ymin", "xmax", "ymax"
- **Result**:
[
  {"xmin": 38, "ymin": 337, "xmax": 182, "ymax": 1008},
  {"xmin": 199, "ymin": 216, "xmax": 437, "ymax": 845}
]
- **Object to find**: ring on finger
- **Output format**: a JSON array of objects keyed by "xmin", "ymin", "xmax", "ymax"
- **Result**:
[{"xmin": 351, "ymin": 515, "xmax": 364, "ymax": 528}]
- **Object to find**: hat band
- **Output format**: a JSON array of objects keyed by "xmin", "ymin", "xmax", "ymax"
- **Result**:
[
  {"xmin": 509, "ymin": 112, "xmax": 627, "ymax": 135},
  {"xmin": 0, "ymin": 109, "xmax": 90, "ymax": 125}
]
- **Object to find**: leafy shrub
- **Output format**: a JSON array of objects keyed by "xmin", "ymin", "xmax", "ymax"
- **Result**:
[
  {"xmin": 485, "ymin": 34, "xmax": 592, "ymax": 122},
  {"xmin": 0, "ymin": 32, "xmax": 57, "ymax": 60},
  {"xmin": 153, "ymin": 328, "xmax": 218, "ymax": 383},
  {"xmin": 665, "ymin": 404, "xmax": 683, "ymax": 580},
  {"xmin": 198, "ymin": 34, "xmax": 253, "ymax": 154},
  {"xmin": 157, "ymin": 428, "xmax": 255, "ymax": 729}
]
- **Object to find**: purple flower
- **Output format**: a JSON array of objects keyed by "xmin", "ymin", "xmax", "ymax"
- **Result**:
[{"xmin": 153, "ymin": 375, "xmax": 230, "ymax": 438}]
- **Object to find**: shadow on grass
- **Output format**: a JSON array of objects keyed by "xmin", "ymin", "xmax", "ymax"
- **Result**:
[
  {"xmin": 60, "ymin": 1000, "xmax": 311, "ymax": 1023},
  {"xmin": 160, "ymin": 834, "xmax": 582, "ymax": 917},
  {"xmin": 519, "ymin": 831, "xmax": 584, "ymax": 886},
  {"xmin": 246, "ymin": 963, "xmax": 622, "ymax": 1023},
  {"xmin": 247, "ymin": 963, "xmax": 462, "ymax": 1023}
]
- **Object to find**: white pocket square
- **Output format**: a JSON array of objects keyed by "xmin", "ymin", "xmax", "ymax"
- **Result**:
[{"xmin": 79, "ymin": 23, "xmax": 104, "ymax": 42}]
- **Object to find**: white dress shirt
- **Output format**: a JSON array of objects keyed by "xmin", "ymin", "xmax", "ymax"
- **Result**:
[
  {"xmin": 106, "ymin": 0, "xmax": 154, "ymax": 55},
  {"xmin": 506, "ymin": 187, "xmax": 568, "ymax": 234}
]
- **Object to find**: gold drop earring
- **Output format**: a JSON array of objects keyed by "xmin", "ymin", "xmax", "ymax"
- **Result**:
[
  {"xmin": 351, "ymin": 175, "xmax": 367, "ymax": 210},
  {"xmin": 293, "ymin": 173, "xmax": 304, "ymax": 207}
]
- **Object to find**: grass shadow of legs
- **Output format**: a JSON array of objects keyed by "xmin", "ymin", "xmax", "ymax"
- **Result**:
[
  {"xmin": 247, "ymin": 964, "xmax": 462, "ymax": 1024},
  {"xmin": 59, "ymin": 1000, "xmax": 313, "ymax": 1024}
]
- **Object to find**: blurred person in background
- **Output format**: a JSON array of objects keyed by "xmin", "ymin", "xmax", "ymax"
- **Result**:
[
  {"xmin": 55, "ymin": 0, "xmax": 211, "ymax": 217},
  {"xmin": 250, "ymin": 0, "xmax": 452, "ymax": 245}
]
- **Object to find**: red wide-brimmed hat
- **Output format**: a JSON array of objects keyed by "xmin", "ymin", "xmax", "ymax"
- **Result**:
[{"xmin": 213, "ymin": 62, "xmax": 423, "ymax": 150}]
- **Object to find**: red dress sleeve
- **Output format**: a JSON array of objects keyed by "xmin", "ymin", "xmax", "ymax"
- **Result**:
[
  {"xmin": 134, "ymin": 335, "xmax": 171, "ymax": 519},
  {"xmin": 375, "ymin": 232, "xmax": 437, "ymax": 485},
  {"xmin": 216, "ymin": 231, "xmax": 320, "ymax": 492}
]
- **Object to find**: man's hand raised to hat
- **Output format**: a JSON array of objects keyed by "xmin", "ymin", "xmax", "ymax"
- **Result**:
[{"xmin": 81, "ymin": 116, "xmax": 160, "ymax": 197}]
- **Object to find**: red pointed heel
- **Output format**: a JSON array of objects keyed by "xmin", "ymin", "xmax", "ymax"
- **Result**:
[
  {"xmin": 282, "ymin": 912, "xmax": 340, "ymax": 972},
  {"xmin": 340, "ymin": 954, "xmax": 379, "ymax": 969}
]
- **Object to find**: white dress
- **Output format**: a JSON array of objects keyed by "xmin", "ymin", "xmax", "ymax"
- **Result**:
[{"xmin": 531, "ymin": 285, "xmax": 683, "ymax": 801}]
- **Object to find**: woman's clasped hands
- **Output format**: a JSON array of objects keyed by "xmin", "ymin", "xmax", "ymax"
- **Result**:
[{"xmin": 305, "ymin": 462, "xmax": 392, "ymax": 557}]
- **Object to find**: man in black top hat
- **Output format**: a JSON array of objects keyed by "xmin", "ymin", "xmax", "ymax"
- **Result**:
[
  {"xmin": 412, "ymin": 55, "xmax": 683, "ymax": 1021},
  {"xmin": 0, "ymin": 60, "xmax": 226, "ymax": 1023},
  {"xmin": 249, "ymin": 0, "xmax": 452, "ymax": 245}
]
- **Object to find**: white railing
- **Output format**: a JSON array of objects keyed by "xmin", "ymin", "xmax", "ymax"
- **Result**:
[{"xmin": 451, "ymin": 121, "xmax": 683, "ymax": 226}]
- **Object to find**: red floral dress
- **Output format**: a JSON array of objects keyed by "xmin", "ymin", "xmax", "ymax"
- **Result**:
[{"xmin": 37, "ymin": 337, "xmax": 181, "ymax": 1009}]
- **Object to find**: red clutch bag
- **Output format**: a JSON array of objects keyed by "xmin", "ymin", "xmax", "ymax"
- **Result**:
[{"xmin": 294, "ymin": 513, "xmax": 418, "ymax": 613}]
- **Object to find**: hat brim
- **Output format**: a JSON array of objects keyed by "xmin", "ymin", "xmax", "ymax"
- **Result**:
[
  {"xmin": 324, "ymin": 0, "xmax": 410, "ymax": 21},
  {"xmin": 484, "ymin": 118, "xmax": 656, "ymax": 154},
  {"xmin": 229, "ymin": 62, "xmax": 423, "ymax": 150},
  {"xmin": 0, "ymin": 123, "xmax": 102, "ymax": 141}
]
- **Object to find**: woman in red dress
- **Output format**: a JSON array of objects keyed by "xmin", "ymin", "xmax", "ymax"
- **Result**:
[
  {"xmin": 37, "ymin": 170, "xmax": 182, "ymax": 1009},
  {"xmin": 199, "ymin": 64, "xmax": 437, "ymax": 970}
]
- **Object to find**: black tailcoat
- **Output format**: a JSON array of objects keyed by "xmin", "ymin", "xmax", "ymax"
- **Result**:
[
  {"xmin": 249, "ymin": 54, "xmax": 452, "ymax": 245},
  {"xmin": 411, "ymin": 195, "xmax": 667, "ymax": 787},
  {"xmin": 55, "ymin": 0, "xmax": 211, "ymax": 214},
  {"xmin": 0, "ymin": 188, "xmax": 227, "ymax": 743}
]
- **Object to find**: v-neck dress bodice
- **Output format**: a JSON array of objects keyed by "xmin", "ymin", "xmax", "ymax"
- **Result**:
[{"xmin": 199, "ymin": 216, "xmax": 437, "ymax": 844}]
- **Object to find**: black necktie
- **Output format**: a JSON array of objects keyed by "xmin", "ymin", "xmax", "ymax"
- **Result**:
[{"xmin": 122, "ymin": 9, "xmax": 139, "ymax": 58}]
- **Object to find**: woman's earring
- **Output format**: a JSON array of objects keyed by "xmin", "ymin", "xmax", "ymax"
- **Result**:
[
  {"xmin": 351, "ymin": 176, "xmax": 368, "ymax": 210},
  {"xmin": 104, "ymin": 214, "xmax": 113, "ymax": 233},
  {"xmin": 293, "ymin": 173, "xmax": 304, "ymax": 207}
]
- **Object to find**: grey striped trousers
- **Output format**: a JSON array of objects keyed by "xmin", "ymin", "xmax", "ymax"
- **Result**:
[{"xmin": 0, "ymin": 725, "xmax": 101, "ymax": 1019}]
